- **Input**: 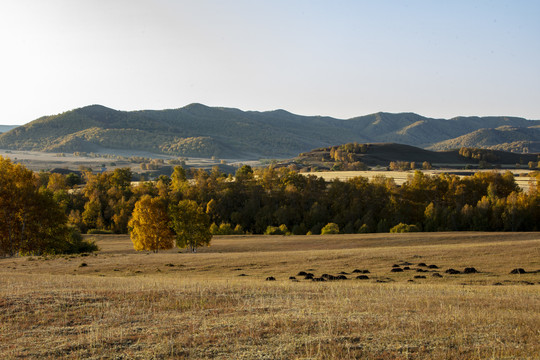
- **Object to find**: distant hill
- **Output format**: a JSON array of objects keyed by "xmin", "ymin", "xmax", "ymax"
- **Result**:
[
  {"xmin": 0, "ymin": 104, "xmax": 538, "ymax": 159},
  {"xmin": 428, "ymin": 126, "xmax": 540, "ymax": 153},
  {"xmin": 0, "ymin": 125, "xmax": 17, "ymax": 133},
  {"xmin": 293, "ymin": 143, "xmax": 539, "ymax": 170}
]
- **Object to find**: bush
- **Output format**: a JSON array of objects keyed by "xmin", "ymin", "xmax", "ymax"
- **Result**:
[
  {"xmin": 64, "ymin": 227, "xmax": 99, "ymax": 254},
  {"xmin": 264, "ymin": 224, "xmax": 290, "ymax": 235},
  {"xmin": 358, "ymin": 224, "xmax": 370, "ymax": 233},
  {"xmin": 264, "ymin": 226, "xmax": 281, "ymax": 235},
  {"xmin": 321, "ymin": 223, "xmax": 340, "ymax": 235},
  {"xmin": 389, "ymin": 223, "xmax": 420, "ymax": 233},
  {"xmin": 210, "ymin": 223, "xmax": 244, "ymax": 235}
]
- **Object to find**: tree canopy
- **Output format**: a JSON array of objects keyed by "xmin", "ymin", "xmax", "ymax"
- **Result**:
[
  {"xmin": 169, "ymin": 200, "xmax": 212, "ymax": 252},
  {"xmin": 128, "ymin": 195, "xmax": 174, "ymax": 252}
]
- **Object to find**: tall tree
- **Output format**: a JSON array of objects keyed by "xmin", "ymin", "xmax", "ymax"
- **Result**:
[
  {"xmin": 169, "ymin": 200, "xmax": 212, "ymax": 252},
  {"xmin": 128, "ymin": 195, "xmax": 174, "ymax": 252}
]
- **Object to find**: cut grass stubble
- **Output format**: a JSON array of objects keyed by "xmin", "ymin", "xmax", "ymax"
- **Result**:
[{"xmin": 1, "ymin": 232, "xmax": 539, "ymax": 359}]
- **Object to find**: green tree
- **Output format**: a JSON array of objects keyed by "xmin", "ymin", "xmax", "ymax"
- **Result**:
[{"xmin": 169, "ymin": 199, "xmax": 212, "ymax": 252}]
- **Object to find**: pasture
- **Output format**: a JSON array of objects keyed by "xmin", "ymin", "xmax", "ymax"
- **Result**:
[{"xmin": 1, "ymin": 232, "xmax": 539, "ymax": 359}]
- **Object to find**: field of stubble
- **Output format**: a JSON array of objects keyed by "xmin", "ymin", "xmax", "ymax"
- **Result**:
[{"xmin": 1, "ymin": 232, "xmax": 539, "ymax": 359}]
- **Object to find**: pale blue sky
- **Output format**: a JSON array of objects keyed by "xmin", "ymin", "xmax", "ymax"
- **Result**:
[{"xmin": 1, "ymin": 0, "xmax": 539, "ymax": 125}]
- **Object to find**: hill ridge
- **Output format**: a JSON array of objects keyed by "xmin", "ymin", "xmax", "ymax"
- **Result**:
[{"xmin": 0, "ymin": 104, "xmax": 538, "ymax": 159}]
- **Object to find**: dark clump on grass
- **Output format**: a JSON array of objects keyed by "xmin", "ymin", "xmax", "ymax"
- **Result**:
[
  {"xmin": 403, "ymin": 266, "xmax": 411, "ymax": 270},
  {"xmin": 392, "ymin": 264, "xmax": 400, "ymax": 268},
  {"xmin": 165, "ymin": 263, "xmax": 175, "ymax": 267},
  {"xmin": 417, "ymin": 263, "xmax": 427, "ymax": 267},
  {"xmin": 238, "ymin": 274, "xmax": 248, "ymax": 277},
  {"xmin": 445, "ymin": 269, "xmax": 461, "ymax": 274},
  {"xmin": 338, "ymin": 271, "xmax": 349, "ymax": 275},
  {"xmin": 416, "ymin": 268, "xmax": 428, "ymax": 272},
  {"xmin": 304, "ymin": 274, "xmax": 314, "ymax": 280},
  {"xmin": 79, "ymin": 263, "xmax": 87, "ymax": 267},
  {"xmin": 432, "ymin": 273, "xmax": 443, "ymax": 278},
  {"xmin": 510, "ymin": 268, "xmax": 526, "ymax": 274},
  {"xmin": 322, "ymin": 274, "xmax": 337, "ymax": 280},
  {"xmin": 463, "ymin": 267, "xmax": 478, "ymax": 274},
  {"xmin": 289, "ymin": 276, "xmax": 296, "ymax": 280},
  {"xmin": 265, "ymin": 276, "xmax": 276, "ymax": 281},
  {"xmin": 391, "ymin": 268, "xmax": 403, "ymax": 272},
  {"xmin": 352, "ymin": 269, "xmax": 362, "ymax": 273},
  {"xmin": 312, "ymin": 277, "xmax": 326, "ymax": 282},
  {"xmin": 414, "ymin": 275, "xmax": 426, "ymax": 279},
  {"xmin": 337, "ymin": 275, "xmax": 348, "ymax": 280},
  {"xmin": 362, "ymin": 270, "xmax": 370, "ymax": 274},
  {"xmin": 376, "ymin": 278, "xmax": 395, "ymax": 283},
  {"xmin": 428, "ymin": 264, "xmax": 439, "ymax": 269},
  {"xmin": 297, "ymin": 271, "xmax": 308, "ymax": 276},
  {"xmin": 356, "ymin": 275, "xmax": 369, "ymax": 280}
]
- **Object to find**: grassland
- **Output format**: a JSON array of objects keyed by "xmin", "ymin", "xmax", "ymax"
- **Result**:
[{"xmin": 1, "ymin": 232, "xmax": 539, "ymax": 359}]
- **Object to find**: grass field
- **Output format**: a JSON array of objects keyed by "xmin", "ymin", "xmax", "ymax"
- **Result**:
[{"xmin": 1, "ymin": 232, "xmax": 539, "ymax": 359}]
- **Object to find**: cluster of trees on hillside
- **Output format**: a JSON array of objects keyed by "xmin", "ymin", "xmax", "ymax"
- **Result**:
[
  {"xmin": 325, "ymin": 143, "xmax": 369, "ymax": 171},
  {"xmin": 3, "ymin": 156, "xmax": 540, "ymax": 257},
  {"xmin": 459, "ymin": 147, "xmax": 500, "ymax": 162}
]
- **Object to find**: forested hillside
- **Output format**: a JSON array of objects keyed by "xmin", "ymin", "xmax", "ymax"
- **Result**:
[
  {"xmin": 428, "ymin": 126, "xmax": 540, "ymax": 153},
  {"xmin": 293, "ymin": 143, "xmax": 539, "ymax": 170},
  {"xmin": 0, "ymin": 104, "xmax": 538, "ymax": 158}
]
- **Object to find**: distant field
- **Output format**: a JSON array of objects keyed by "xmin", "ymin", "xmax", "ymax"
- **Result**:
[
  {"xmin": 0, "ymin": 149, "xmax": 229, "ymax": 172},
  {"xmin": 1, "ymin": 232, "xmax": 539, "ymax": 359},
  {"xmin": 303, "ymin": 170, "xmax": 536, "ymax": 191}
]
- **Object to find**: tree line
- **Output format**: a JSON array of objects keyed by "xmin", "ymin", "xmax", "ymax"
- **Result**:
[
  {"xmin": 38, "ymin": 162, "xmax": 540, "ymax": 235},
  {"xmin": 2, "ymin": 156, "xmax": 539, "ymax": 256}
]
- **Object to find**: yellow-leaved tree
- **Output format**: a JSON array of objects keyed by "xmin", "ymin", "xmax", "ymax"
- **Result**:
[{"xmin": 128, "ymin": 195, "xmax": 174, "ymax": 252}]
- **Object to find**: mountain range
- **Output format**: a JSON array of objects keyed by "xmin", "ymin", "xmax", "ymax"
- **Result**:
[{"xmin": 0, "ymin": 104, "xmax": 538, "ymax": 159}]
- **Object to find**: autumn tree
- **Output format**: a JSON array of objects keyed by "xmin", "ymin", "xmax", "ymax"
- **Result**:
[
  {"xmin": 169, "ymin": 199, "xmax": 212, "ymax": 252},
  {"xmin": 0, "ymin": 156, "xmax": 94, "ymax": 256},
  {"xmin": 128, "ymin": 195, "xmax": 174, "ymax": 252}
]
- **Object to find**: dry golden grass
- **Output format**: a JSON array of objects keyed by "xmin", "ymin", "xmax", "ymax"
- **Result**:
[{"xmin": 1, "ymin": 232, "xmax": 539, "ymax": 359}]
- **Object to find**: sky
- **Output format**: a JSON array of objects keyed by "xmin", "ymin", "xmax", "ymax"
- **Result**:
[{"xmin": 1, "ymin": 0, "xmax": 539, "ymax": 125}]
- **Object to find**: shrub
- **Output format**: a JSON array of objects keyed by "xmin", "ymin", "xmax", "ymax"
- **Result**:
[
  {"xmin": 264, "ymin": 225, "xmax": 289, "ymax": 235},
  {"xmin": 321, "ymin": 223, "xmax": 340, "ymax": 235},
  {"xmin": 358, "ymin": 224, "xmax": 370, "ymax": 233},
  {"xmin": 65, "ymin": 228, "xmax": 99, "ymax": 254},
  {"xmin": 389, "ymin": 223, "xmax": 420, "ymax": 233}
]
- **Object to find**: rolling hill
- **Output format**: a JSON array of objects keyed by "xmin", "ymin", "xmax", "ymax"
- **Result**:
[
  {"xmin": 428, "ymin": 126, "xmax": 540, "ymax": 153},
  {"xmin": 0, "ymin": 104, "xmax": 538, "ymax": 159},
  {"xmin": 293, "ymin": 143, "xmax": 539, "ymax": 169}
]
